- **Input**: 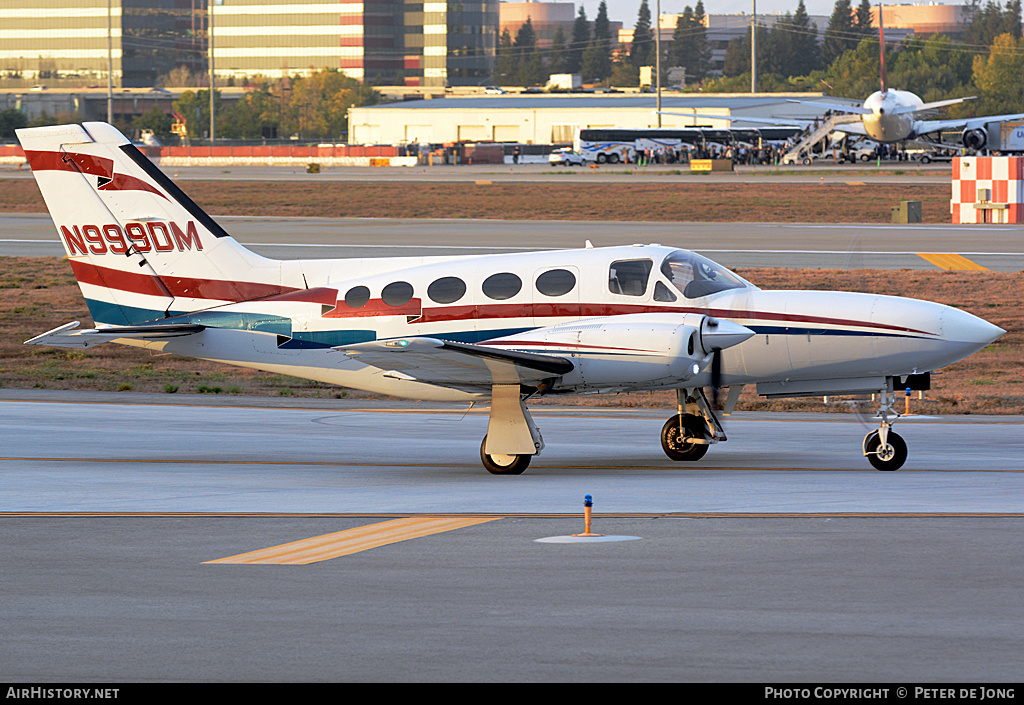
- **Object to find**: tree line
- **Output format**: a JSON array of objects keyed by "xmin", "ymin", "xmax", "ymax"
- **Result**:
[
  {"xmin": 134, "ymin": 69, "xmax": 380, "ymax": 142},
  {"xmin": 496, "ymin": 0, "xmax": 1024, "ymax": 115}
]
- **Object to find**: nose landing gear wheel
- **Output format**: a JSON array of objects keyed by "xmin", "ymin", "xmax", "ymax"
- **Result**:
[
  {"xmin": 661, "ymin": 414, "xmax": 710, "ymax": 461},
  {"xmin": 863, "ymin": 430, "xmax": 907, "ymax": 471},
  {"xmin": 480, "ymin": 436, "xmax": 532, "ymax": 475}
]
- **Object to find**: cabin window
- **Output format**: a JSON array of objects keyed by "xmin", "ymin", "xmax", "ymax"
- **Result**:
[
  {"xmin": 535, "ymin": 268, "xmax": 576, "ymax": 297},
  {"xmin": 661, "ymin": 250, "xmax": 749, "ymax": 299},
  {"xmin": 482, "ymin": 272, "xmax": 522, "ymax": 300},
  {"xmin": 381, "ymin": 281, "xmax": 414, "ymax": 307},
  {"xmin": 427, "ymin": 276, "xmax": 467, "ymax": 304},
  {"xmin": 608, "ymin": 259, "xmax": 652, "ymax": 296},
  {"xmin": 654, "ymin": 281, "xmax": 677, "ymax": 302},
  {"xmin": 344, "ymin": 285, "xmax": 370, "ymax": 308}
]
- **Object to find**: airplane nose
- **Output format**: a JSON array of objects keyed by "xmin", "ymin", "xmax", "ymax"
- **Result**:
[{"xmin": 942, "ymin": 307, "xmax": 1005, "ymax": 356}]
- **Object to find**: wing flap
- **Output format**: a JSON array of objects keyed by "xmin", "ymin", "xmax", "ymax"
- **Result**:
[
  {"xmin": 338, "ymin": 337, "xmax": 573, "ymax": 389},
  {"xmin": 25, "ymin": 321, "xmax": 206, "ymax": 348}
]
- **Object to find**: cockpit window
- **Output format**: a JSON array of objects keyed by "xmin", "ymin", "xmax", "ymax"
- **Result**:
[
  {"xmin": 654, "ymin": 281, "xmax": 677, "ymax": 302},
  {"xmin": 660, "ymin": 250, "xmax": 750, "ymax": 299},
  {"xmin": 608, "ymin": 259, "xmax": 652, "ymax": 297}
]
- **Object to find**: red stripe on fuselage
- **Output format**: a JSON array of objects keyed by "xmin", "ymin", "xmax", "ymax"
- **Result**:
[
  {"xmin": 69, "ymin": 259, "xmax": 297, "ymax": 302},
  {"xmin": 62, "ymin": 261, "xmax": 937, "ymax": 337},
  {"xmin": 323, "ymin": 298, "xmax": 423, "ymax": 319},
  {"xmin": 418, "ymin": 302, "xmax": 935, "ymax": 337}
]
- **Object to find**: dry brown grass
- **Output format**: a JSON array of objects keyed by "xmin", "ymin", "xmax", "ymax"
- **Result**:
[
  {"xmin": 1, "ymin": 258, "xmax": 1019, "ymax": 414},
  {"xmin": 0, "ymin": 178, "xmax": 952, "ymax": 223}
]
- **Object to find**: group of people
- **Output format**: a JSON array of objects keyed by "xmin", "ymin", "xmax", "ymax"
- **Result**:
[
  {"xmin": 625, "ymin": 142, "xmax": 788, "ymax": 166},
  {"xmin": 724, "ymin": 143, "xmax": 787, "ymax": 166},
  {"xmin": 869, "ymin": 143, "xmax": 912, "ymax": 161}
]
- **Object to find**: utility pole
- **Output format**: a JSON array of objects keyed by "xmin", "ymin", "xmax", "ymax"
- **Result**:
[
  {"xmin": 656, "ymin": 0, "xmax": 661, "ymax": 126},
  {"xmin": 208, "ymin": 0, "xmax": 216, "ymax": 142},
  {"xmin": 751, "ymin": 0, "xmax": 757, "ymax": 94},
  {"xmin": 107, "ymin": 0, "xmax": 113, "ymax": 123}
]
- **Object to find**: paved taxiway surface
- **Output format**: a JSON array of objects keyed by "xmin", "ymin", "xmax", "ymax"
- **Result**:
[
  {"xmin": 4, "ymin": 213, "xmax": 1023, "ymax": 270},
  {"xmin": 4, "ymin": 392, "xmax": 1024, "ymax": 514},
  {"xmin": 3, "ymin": 391, "xmax": 1023, "ymax": 681},
  {"xmin": 2, "ymin": 160, "xmax": 952, "ymax": 184}
]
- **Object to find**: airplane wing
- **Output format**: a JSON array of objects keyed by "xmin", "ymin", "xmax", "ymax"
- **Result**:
[
  {"xmin": 657, "ymin": 111, "xmax": 810, "ymax": 128},
  {"xmin": 24, "ymin": 320, "xmax": 206, "ymax": 348},
  {"xmin": 338, "ymin": 337, "xmax": 574, "ymax": 390},
  {"xmin": 785, "ymin": 99, "xmax": 872, "ymax": 115},
  {"xmin": 913, "ymin": 112, "xmax": 1024, "ymax": 137},
  {"xmin": 892, "ymin": 96, "xmax": 975, "ymax": 115}
]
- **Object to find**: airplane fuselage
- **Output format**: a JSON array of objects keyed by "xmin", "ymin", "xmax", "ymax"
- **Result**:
[
  {"xmin": 125, "ymin": 244, "xmax": 999, "ymax": 403},
  {"xmin": 861, "ymin": 90, "xmax": 921, "ymax": 143}
]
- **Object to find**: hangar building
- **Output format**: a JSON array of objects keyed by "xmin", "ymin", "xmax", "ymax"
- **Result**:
[{"xmin": 348, "ymin": 92, "xmax": 841, "ymax": 145}]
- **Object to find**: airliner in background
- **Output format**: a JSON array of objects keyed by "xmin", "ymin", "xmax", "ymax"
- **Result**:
[
  {"xmin": 665, "ymin": 8, "xmax": 1024, "ymax": 152},
  {"xmin": 16, "ymin": 122, "xmax": 1003, "ymax": 473}
]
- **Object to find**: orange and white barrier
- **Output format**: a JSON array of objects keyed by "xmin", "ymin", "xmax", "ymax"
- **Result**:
[{"xmin": 951, "ymin": 156, "xmax": 1024, "ymax": 224}]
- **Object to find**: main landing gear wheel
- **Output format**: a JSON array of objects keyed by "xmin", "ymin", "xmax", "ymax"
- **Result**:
[
  {"xmin": 863, "ymin": 430, "xmax": 907, "ymax": 471},
  {"xmin": 480, "ymin": 435, "xmax": 532, "ymax": 475},
  {"xmin": 661, "ymin": 414, "xmax": 710, "ymax": 461}
]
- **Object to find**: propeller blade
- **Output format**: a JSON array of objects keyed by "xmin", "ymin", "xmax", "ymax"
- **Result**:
[{"xmin": 710, "ymin": 350, "xmax": 722, "ymax": 408}]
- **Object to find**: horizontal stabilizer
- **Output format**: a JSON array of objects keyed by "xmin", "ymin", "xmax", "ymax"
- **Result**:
[
  {"xmin": 25, "ymin": 320, "xmax": 205, "ymax": 348},
  {"xmin": 339, "ymin": 337, "xmax": 573, "ymax": 390},
  {"xmin": 892, "ymin": 96, "xmax": 974, "ymax": 115},
  {"xmin": 786, "ymin": 99, "xmax": 873, "ymax": 115}
]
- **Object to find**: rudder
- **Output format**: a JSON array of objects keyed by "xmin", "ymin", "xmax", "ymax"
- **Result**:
[{"xmin": 16, "ymin": 122, "xmax": 295, "ymax": 325}]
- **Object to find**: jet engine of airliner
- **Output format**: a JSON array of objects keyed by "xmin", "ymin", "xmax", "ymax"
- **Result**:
[{"xmin": 963, "ymin": 127, "xmax": 988, "ymax": 150}]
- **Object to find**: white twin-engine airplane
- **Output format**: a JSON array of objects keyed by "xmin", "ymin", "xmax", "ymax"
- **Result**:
[{"xmin": 17, "ymin": 122, "xmax": 1004, "ymax": 474}]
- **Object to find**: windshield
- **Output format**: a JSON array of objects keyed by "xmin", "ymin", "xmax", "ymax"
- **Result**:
[{"xmin": 660, "ymin": 250, "xmax": 752, "ymax": 299}]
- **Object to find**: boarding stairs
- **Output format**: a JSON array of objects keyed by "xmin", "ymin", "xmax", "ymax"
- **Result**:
[{"xmin": 782, "ymin": 115, "xmax": 860, "ymax": 164}]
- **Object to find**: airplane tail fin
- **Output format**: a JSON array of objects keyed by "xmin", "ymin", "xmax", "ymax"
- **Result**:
[
  {"xmin": 16, "ymin": 122, "xmax": 296, "ymax": 326},
  {"xmin": 878, "ymin": 6, "xmax": 887, "ymax": 94}
]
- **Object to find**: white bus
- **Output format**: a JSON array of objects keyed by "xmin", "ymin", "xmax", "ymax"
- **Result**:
[{"xmin": 574, "ymin": 127, "xmax": 799, "ymax": 163}]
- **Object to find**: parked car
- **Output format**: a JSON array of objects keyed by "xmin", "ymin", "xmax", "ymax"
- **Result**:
[
  {"xmin": 782, "ymin": 150, "xmax": 825, "ymax": 165},
  {"xmin": 915, "ymin": 149, "xmax": 955, "ymax": 164},
  {"xmin": 483, "ymin": 86, "xmax": 507, "ymax": 95},
  {"xmin": 853, "ymin": 144, "xmax": 879, "ymax": 162},
  {"xmin": 549, "ymin": 148, "xmax": 586, "ymax": 166}
]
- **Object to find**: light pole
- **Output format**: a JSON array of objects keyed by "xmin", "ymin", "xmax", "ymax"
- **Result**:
[
  {"xmin": 751, "ymin": 0, "xmax": 757, "ymax": 93},
  {"xmin": 208, "ymin": 0, "xmax": 216, "ymax": 142},
  {"xmin": 656, "ymin": 0, "xmax": 661, "ymax": 126},
  {"xmin": 107, "ymin": 0, "xmax": 113, "ymax": 123}
]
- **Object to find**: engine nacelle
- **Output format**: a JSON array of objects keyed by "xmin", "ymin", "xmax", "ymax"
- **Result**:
[
  {"xmin": 962, "ymin": 127, "xmax": 987, "ymax": 151},
  {"xmin": 494, "ymin": 313, "xmax": 753, "ymax": 392}
]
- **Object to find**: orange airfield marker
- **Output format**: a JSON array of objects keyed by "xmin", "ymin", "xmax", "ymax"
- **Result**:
[{"xmin": 572, "ymin": 494, "xmax": 604, "ymax": 538}]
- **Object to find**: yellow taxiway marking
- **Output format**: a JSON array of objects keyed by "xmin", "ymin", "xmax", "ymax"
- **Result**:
[
  {"xmin": 204, "ymin": 516, "xmax": 501, "ymax": 565},
  {"xmin": 917, "ymin": 253, "xmax": 989, "ymax": 271},
  {"xmin": 5, "ymin": 512, "xmax": 1024, "ymax": 519}
]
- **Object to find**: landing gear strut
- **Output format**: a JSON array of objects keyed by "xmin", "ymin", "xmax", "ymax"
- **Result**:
[
  {"xmin": 479, "ymin": 383, "xmax": 543, "ymax": 475},
  {"xmin": 863, "ymin": 388, "xmax": 907, "ymax": 471},
  {"xmin": 660, "ymin": 388, "xmax": 726, "ymax": 462}
]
